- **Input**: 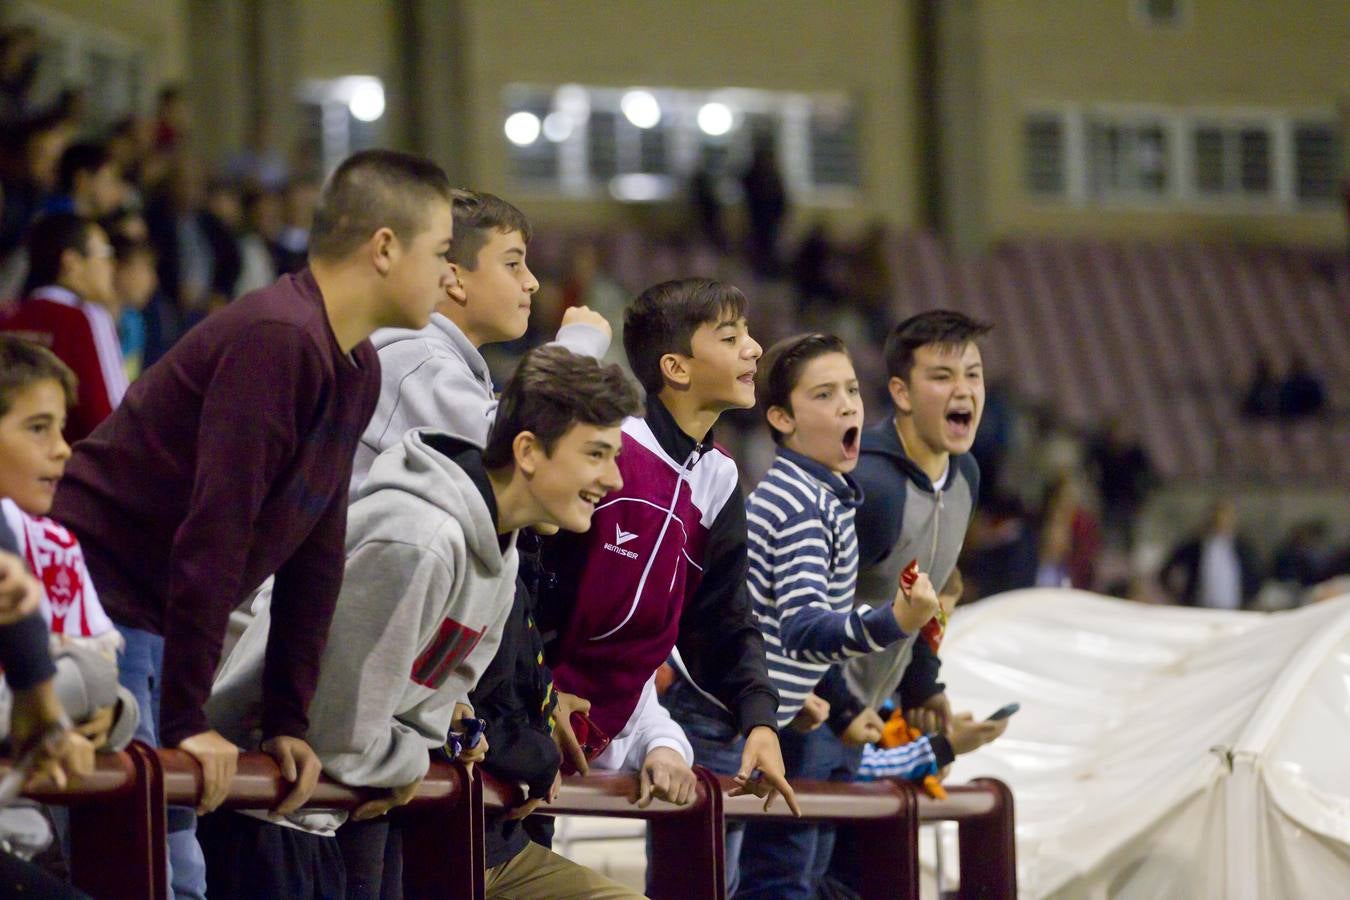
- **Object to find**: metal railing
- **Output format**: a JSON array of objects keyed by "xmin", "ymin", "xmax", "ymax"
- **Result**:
[{"xmin": 7, "ymin": 744, "xmax": 1016, "ymax": 899}]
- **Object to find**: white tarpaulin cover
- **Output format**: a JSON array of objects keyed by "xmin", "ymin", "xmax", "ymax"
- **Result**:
[{"xmin": 936, "ymin": 589, "xmax": 1350, "ymax": 899}]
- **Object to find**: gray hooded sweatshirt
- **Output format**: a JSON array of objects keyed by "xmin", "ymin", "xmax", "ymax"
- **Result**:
[
  {"xmin": 843, "ymin": 419, "xmax": 980, "ymax": 710},
  {"xmin": 350, "ymin": 314, "xmax": 608, "ymax": 495},
  {"xmin": 208, "ymin": 429, "xmax": 518, "ymax": 834}
]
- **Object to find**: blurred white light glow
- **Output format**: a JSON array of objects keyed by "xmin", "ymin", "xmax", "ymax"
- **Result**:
[
  {"xmin": 697, "ymin": 102, "xmax": 734, "ymax": 136},
  {"xmin": 504, "ymin": 111, "xmax": 541, "ymax": 146},
  {"xmin": 620, "ymin": 90, "xmax": 661, "ymax": 129},
  {"xmin": 542, "ymin": 111, "xmax": 572, "ymax": 143},
  {"xmin": 348, "ymin": 80, "xmax": 385, "ymax": 122}
]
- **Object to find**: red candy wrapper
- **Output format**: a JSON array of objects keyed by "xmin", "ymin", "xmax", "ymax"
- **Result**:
[
  {"xmin": 899, "ymin": 559, "xmax": 919, "ymax": 595},
  {"xmin": 900, "ymin": 558, "xmax": 945, "ymax": 652}
]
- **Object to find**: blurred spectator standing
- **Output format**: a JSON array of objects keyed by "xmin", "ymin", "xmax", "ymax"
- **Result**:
[
  {"xmin": 741, "ymin": 129, "xmax": 787, "ymax": 276},
  {"xmin": 1087, "ymin": 415, "xmax": 1155, "ymax": 549},
  {"xmin": 1159, "ymin": 500, "xmax": 1262, "ymax": 610}
]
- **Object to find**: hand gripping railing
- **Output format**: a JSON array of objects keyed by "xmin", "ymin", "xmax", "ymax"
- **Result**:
[{"xmin": 7, "ymin": 745, "xmax": 1014, "ymax": 900}]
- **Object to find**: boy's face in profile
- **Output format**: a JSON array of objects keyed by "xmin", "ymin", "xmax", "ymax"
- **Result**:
[
  {"xmin": 0, "ymin": 378, "xmax": 72, "ymax": 516},
  {"xmin": 383, "ymin": 199, "xmax": 456, "ymax": 330},
  {"xmin": 892, "ymin": 341, "xmax": 984, "ymax": 457},
  {"xmin": 770, "ymin": 351, "xmax": 864, "ymax": 474},
  {"xmin": 115, "ymin": 252, "xmax": 158, "ymax": 310},
  {"xmin": 679, "ymin": 312, "xmax": 762, "ymax": 412},
  {"xmin": 454, "ymin": 229, "xmax": 539, "ymax": 345},
  {"xmin": 521, "ymin": 421, "xmax": 624, "ymax": 533}
]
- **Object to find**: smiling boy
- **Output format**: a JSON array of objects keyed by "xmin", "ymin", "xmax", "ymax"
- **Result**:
[
  {"xmin": 204, "ymin": 345, "xmax": 641, "ymax": 899},
  {"xmin": 540, "ymin": 278, "xmax": 799, "ymax": 815}
]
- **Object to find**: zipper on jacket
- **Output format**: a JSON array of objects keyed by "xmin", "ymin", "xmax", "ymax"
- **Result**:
[
  {"xmin": 868, "ymin": 485, "xmax": 944, "ymax": 710},
  {"xmin": 589, "ymin": 441, "xmax": 698, "ymax": 641}
]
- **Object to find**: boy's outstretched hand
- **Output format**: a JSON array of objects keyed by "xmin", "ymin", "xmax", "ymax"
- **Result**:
[
  {"xmin": 893, "ymin": 572, "xmax": 940, "ymax": 634},
  {"xmin": 947, "ymin": 712, "xmax": 1008, "ymax": 755},
  {"xmin": 179, "ymin": 729, "xmax": 240, "ymax": 814},
  {"xmin": 731, "ymin": 725, "xmax": 801, "ymax": 816},
  {"xmin": 635, "ymin": 747, "xmax": 697, "ymax": 808},
  {"xmin": 260, "ymin": 735, "xmax": 323, "ymax": 815},
  {"xmin": 551, "ymin": 692, "xmax": 592, "ymax": 775}
]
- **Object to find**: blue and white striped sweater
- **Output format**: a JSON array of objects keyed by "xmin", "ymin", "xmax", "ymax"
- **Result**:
[
  {"xmin": 856, "ymin": 737, "xmax": 940, "ymax": 781},
  {"xmin": 747, "ymin": 449, "xmax": 906, "ymax": 728}
]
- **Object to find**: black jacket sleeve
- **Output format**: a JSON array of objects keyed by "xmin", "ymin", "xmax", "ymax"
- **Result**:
[
  {"xmin": 852, "ymin": 456, "xmax": 905, "ymax": 569},
  {"xmin": 897, "ymin": 638, "xmax": 945, "ymax": 709},
  {"xmin": 816, "ymin": 664, "xmax": 866, "ymax": 736},
  {"xmin": 676, "ymin": 485, "xmax": 779, "ymax": 735},
  {"xmin": 471, "ymin": 578, "xmax": 561, "ymax": 800}
]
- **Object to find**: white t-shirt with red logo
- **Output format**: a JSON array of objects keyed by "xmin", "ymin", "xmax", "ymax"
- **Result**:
[{"xmin": 2, "ymin": 498, "xmax": 116, "ymax": 639}]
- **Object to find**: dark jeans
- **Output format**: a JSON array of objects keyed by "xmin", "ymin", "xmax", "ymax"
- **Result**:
[
  {"xmin": 736, "ymin": 725, "xmax": 859, "ymax": 900},
  {"xmin": 649, "ymin": 677, "xmax": 747, "ymax": 895},
  {"xmin": 0, "ymin": 850, "xmax": 88, "ymax": 899},
  {"xmin": 336, "ymin": 817, "xmax": 403, "ymax": 900},
  {"xmin": 198, "ymin": 811, "xmax": 346, "ymax": 900}
]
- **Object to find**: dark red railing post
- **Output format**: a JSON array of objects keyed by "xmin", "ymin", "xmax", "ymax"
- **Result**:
[
  {"xmin": 647, "ymin": 765, "xmax": 726, "ymax": 900},
  {"xmin": 846, "ymin": 779, "xmax": 920, "ymax": 900},
  {"xmin": 68, "ymin": 741, "xmax": 167, "ymax": 900},
  {"xmin": 399, "ymin": 760, "xmax": 483, "ymax": 900},
  {"xmin": 957, "ymin": 778, "xmax": 1016, "ymax": 900}
]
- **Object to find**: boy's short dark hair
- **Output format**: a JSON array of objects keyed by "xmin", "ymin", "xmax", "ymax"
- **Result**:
[
  {"xmin": 757, "ymin": 333, "xmax": 850, "ymax": 444},
  {"xmin": 449, "ymin": 190, "xmax": 532, "ymax": 270},
  {"xmin": 111, "ymin": 234, "xmax": 155, "ymax": 264},
  {"xmin": 483, "ymin": 345, "xmax": 641, "ymax": 469},
  {"xmin": 883, "ymin": 310, "xmax": 993, "ymax": 383},
  {"xmin": 622, "ymin": 278, "xmax": 749, "ymax": 396},
  {"xmin": 23, "ymin": 213, "xmax": 95, "ymax": 295},
  {"xmin": 308, "ymin": 149, "xmax": 453, "ymax": 261},
  {"xmin": 0, "ymin": 334, "xmax": 77, "ymax": 417},
  {"xmin": 58, "ymin": 141, "xmax": 113, "ymax": 194}
]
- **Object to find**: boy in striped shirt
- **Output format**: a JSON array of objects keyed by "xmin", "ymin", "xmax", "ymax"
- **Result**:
[{"xmin": 733, "ymin": 333, "xmax": 948, "ymax": 898}]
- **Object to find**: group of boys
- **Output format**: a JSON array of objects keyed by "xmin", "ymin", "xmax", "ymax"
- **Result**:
[{"xmin": 0, "ymin": 146, "xmax": 1008, "ymax": 900}]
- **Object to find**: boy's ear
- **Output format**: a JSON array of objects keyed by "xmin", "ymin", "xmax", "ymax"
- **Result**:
[
  {"xmin": 512, "ymin": 430, "xmax": 540, "ymax": 476},
  {"xmin": 371, "ymin": 227, "xmax": 397, "ymax": 276},
  {"xmin": 888, "ymin": 376, "xmax": 912, "ymax": 415},
  {"xmin": 659, "ymin": 352, "xmax": 692, "ymax": 391},
  {"xmin": 765, "ymin": 405, "xmax": 795, "ymax": 439},
  {"xmin": 58, "ymin": 247, "xmax": 84, "ymax": 282}
]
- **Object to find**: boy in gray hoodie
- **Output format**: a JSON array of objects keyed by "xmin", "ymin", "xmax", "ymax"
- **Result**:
[
  {"xmin": 201, "ymin": 345, "xmax": 642, "ymax": 899},
  {"xmin": 350, "ymin": 190, "xmax": 612, "ymax": 494}
]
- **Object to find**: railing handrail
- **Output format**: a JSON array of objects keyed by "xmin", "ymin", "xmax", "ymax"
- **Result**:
[
  {"xmin": 155, "ymin": 749, "xmax": 467, "ymax": 811},
  {"xmin": 5, "ymin": 746, "xmax": 1015, "ymax": 900}
]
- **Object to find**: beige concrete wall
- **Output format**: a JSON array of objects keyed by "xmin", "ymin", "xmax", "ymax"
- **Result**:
[
  {"xmin": 976, "ymin": 0, "xmax": 1350, "ymax": 246},
  {"xmin": 456, "ymin": 0, "xmax": 921, "ymax": 234},
  {"xmin": 18, "ymin": 0, "xmax": 188, "ymax": 90}
]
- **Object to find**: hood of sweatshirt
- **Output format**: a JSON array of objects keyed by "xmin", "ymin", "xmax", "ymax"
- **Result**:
[
  {"xmin": 354, "ymin": 427, "xmax": 509, "ymax": 577},
  {"xmin": 859, "ymin": 418, "xmax": 942, "ymax": 492},
  {"xmin": 370, "ymin": 313, "xmax": 492, "ymax": 391}
]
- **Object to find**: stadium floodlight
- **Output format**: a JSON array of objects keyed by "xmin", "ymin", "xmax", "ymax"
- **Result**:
[
  {"xmin": 697, "ymin": 102, "xmax": 734, "ymax": 137},
  {"xmin": 621, "ymin": 90, "xmax": 661, "ymax": 129},
  {"xmin": 347, "ymin": 79, "xmax": 385, "ymax": 123},
  {"xmin": 542, "ymin": 111, "xmax": 573, "ymax": 143},
  {"xmin": 504, "ymin": 111, "xmax": 542, "ymax": 147}
]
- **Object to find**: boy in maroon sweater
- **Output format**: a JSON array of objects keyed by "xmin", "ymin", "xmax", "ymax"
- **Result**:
[{"xmin": 51, "ymin": 149, "xmax": 455, "ymax": 897}]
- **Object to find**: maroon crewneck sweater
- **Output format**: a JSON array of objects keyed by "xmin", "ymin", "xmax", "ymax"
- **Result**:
[{"xmin": 52, "ymin": 270, "xmax": 380, "ymax": 746}]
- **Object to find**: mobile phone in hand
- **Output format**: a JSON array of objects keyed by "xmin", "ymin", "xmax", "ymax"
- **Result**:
[{"xmin": 986, "ymin": 703, "xmax": 1020, "ymax": 722}]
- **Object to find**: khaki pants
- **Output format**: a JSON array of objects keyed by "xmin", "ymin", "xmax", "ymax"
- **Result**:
[{"xmin": 485, "ymin": 839, "xmax": 646, "ymax": 899}]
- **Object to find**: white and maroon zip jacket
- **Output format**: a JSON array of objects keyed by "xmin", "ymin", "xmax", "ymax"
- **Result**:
[{"xmin": 540, "ymin": 396, "xmax": 779, "ymax": 742}]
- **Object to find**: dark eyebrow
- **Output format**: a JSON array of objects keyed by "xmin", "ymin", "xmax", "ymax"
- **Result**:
[
  {"xmin": 584, "ymin": 439, "xmax": 618, "ymax": 452},
  {"xmin": 21, "ymin": 412, "xmax": 56, "ymax": 423},
  {"xmin": 502, "ymin": 247, "xmax": 524, "ymax": 258},
  {"xmin": 716, "ymin": 317, "xmax": 744, "ymax": 330}
]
